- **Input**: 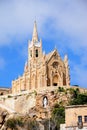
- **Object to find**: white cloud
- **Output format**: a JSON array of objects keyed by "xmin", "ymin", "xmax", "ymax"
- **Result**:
[{"xmin": 0, "ymin": 0, "xmax": 87, "ymax": 48}]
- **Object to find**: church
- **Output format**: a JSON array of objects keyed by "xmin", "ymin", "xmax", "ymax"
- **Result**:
[{"xmin": 12, "ymin": 21, "xmax": 70, "ymax": 93}]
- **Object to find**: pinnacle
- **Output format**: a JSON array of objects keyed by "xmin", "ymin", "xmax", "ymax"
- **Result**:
[{"xmin": 64, "ymin": 54, "xmax": 68, "ymax": 61}]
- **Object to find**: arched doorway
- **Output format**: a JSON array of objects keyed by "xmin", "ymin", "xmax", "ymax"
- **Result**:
[{"xmin": 53, "ymin": 75, "xmax": 58, "ymax": 86}]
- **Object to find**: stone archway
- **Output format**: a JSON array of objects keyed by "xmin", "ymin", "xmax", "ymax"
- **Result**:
[{"xmin": 52, "ymin": 75, "xmax": 58, "ymax": 86}]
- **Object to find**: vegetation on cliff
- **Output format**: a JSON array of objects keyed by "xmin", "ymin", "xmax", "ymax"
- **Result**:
[
  {"xmin": 52, "ymin": 104, "xmax": 65, "ymax": 129},
  {"xmin": 6, "ymin": 117, "xmax": 24, "ymax": 129},
  {"xmin": 51, "ymin": 87, "xmax": 87, "ymax": 129},
  {"xmin": 4, "ymin": 115, "xmax": 40, "ymax": 130},
  {"xmin": 69, "ymin": 88, "xmax": 87, "ymax": 105}
]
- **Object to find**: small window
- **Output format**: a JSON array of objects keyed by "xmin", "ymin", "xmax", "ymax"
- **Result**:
[
  {"xmin": 36, "ymin": 49, "xmax": 38, "ymax": 57},
  {"xmin": 84, "ymin": 116, "xmax": 87, "ymax": 122},
  {"xmin": 30, "ymin": 50, "xmax": 32, "ymax": 57},
  {"xmin": 53, "ymin": 83, "xmax": 57, "ymax": 86},
  {"xmin": 78, "ymin": 116, "xmax": 82, "ymax": 123},
  {"xmin": 0, "ymin": 92, "xmax": 3, "ymax": 95}
]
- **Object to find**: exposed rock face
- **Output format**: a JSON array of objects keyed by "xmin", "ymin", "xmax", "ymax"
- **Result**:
[
  {"xmin": 29, "ymin": 88, "xmax": 70, "ymax": 119},
  {"xmin": 0, "ymin": 108, "xmax": 9, "ymax": 129},
  {"xmin": 0, "ymin": 87, "xmax": 70, "ymax": 118},
  {"xmin": 0, "ymin": 87, "xmax": 85, "ymax": 129},
  {"xmin": 15, "ymin": 92, "xmax": 36, "ymax": 114},
  {"xmin": 0, "ymin": 112, "xmax": 41, "ymax": 130},
  {"xmin": 0, "ymin": 87, "xmax": 70, "ymax": 130}
]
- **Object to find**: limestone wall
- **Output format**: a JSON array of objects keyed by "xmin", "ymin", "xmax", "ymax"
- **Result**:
[
  {"xmin": 14, "ymin": 92, "xmax": 36, "ymax": 114},
  {"xmin": 65, "ymin": 105, "xmax": 87, "ymax": 128},
  {"xmin": 4, "ymin": 97, "xmax": 15, "ymax": 110},
  {"xmin": 0, "ymin": 91, "xmax": 36, "ymax": 114}
]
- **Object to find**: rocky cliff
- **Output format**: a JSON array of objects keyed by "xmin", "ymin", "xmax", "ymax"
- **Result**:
[{"xmin": 0, "ymin": 86, "xmax": 87, "ymax": 130}]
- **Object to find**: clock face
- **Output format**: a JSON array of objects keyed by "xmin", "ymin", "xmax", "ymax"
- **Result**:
[{"xmin": 52, "ymin": 62, "xmax": 58, "ymax": 69}]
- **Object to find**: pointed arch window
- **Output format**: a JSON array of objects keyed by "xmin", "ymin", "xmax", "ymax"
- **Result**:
[
  {"xmin": 36, "ymin": 49, "xmax": 38, "ymax": 57},
  {"xmin": 30, "ymin": 50, "xmax": 32, "ymax": 57},
  {"xmin": 63, "ymin": 73, "xmax": 66, "ymax": 85}
]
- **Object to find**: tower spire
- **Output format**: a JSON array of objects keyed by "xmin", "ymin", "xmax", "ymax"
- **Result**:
[{"xmin": 32, "ymin": 21, "xmax": 38, "ymax": 42}]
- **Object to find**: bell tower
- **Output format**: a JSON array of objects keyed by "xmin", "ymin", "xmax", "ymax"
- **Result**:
[{"xmin": 28, "ymin": 21, "xmax": 42, "ymax": 63}]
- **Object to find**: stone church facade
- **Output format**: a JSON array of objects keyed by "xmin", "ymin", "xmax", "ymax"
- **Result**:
[{"xmin": 12, "ymin": 21, "xmax": 70, "ymax": 93}]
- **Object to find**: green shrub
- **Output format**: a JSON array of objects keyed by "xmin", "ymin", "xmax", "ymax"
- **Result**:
[
  {"xmin": 27, "ymin": 119, "xmax": 40, "ymax": 130},
  {"xmin": 70, "ymin": 93, "xmax": 87, "ymax": 105},
  {"xmin": 69, "ymin": 88, "xmax": 80, "ymax": 98},
  {"xmin": 8, "ymin": 95, "xmax": 12, "ymax": 98},
  {"xmin": 6, "ymin": 118, "xmax": 17, "ymax": 129},
  {"xmin": 58, "ymin": 87, "xmax": 65, "ymax": 92},
  {"xmin": 33, "ymin": 90, "xmax": 37, "ymax": 96},
  {"xmin": 52, "ymin": 106, "xmax": 65, "ymax": 130},
  {"xmin": 6, "ymin": 117, "xmax": 24, "ymax": 129}
]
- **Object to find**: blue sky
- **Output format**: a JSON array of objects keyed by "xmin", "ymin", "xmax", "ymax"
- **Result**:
[{"xmin": 0, "ymin": 0, "xmax": 87, "ymax": 88}]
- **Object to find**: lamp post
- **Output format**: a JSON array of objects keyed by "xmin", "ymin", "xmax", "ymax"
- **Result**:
[
  {"xmin": 47, "ymin": 105, "xmax": 50, "ymax": 130},
  {"xmin": 49, "ymin": 113, "xmax": 50, "ymax": 130}
]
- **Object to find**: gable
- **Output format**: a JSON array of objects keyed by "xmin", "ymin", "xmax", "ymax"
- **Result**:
[
  {"xmin": 46, "ymin": 49, "xmax": 65, "ymax": 70},
  {"xmin": 46, "ymin": 49, "xmax": 60, "ymax": 64}
]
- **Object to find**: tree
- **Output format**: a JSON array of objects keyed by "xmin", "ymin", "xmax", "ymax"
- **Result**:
[
  {"xmin": 70, "ymin": 93, "xmax": 87, "ymax": 105},
  {"xmin": 52, "ymin": 105, "xmax": 65, "ymax": 130}
]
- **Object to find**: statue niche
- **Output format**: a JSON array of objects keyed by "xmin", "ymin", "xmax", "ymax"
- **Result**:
[{"xmin": 43, "ymin": 96, "xmax": 48, "ymax": 108}]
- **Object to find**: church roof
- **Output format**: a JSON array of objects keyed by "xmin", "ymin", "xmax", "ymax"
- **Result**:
[{"xmin": 46, "ymin": 49, "xmax": 57, "ymax": 62}]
